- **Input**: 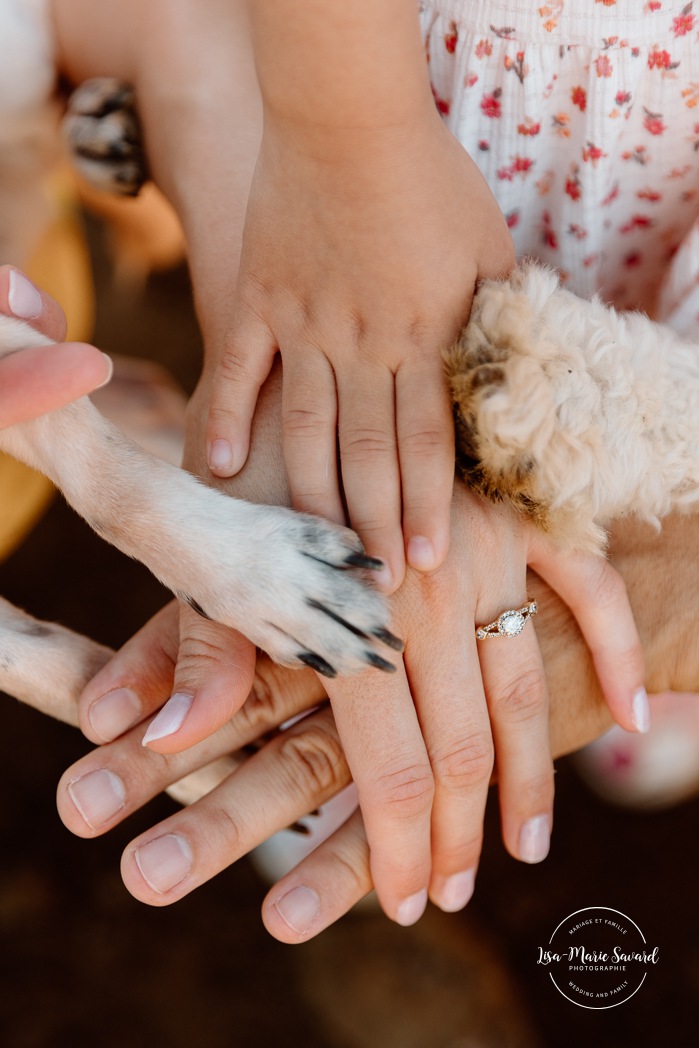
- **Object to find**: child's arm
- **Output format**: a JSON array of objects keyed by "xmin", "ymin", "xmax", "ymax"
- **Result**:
[{"xmin": 203, "ymin": 0, "xmax": 515, "ymax": 589}]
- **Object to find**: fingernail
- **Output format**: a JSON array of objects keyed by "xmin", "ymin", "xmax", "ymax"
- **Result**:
[
  {"xmin": 68, "ymin": 769, "xmax": 126, "ymax": 830},
  {"xmin": 396, "ymin": 888, "xmax": 428, "ymax": 927},
  {"xmin": 407, "ymin": 536, "xmax": 436, "ymax": 572},
  {"xmin": 142, "ymin": 692, "xmax": 193, "ymax": 746},
  {"xmin": 433, "ymin": 868, "xmax": 476, "ymax": 913},
  {"xmin": 88, "ymin": 687, "xmax": 141, "ymax": 742},
  {"xmin": 273, "ymin": 885, "xmax": 320, "ymax": 935},
  {"xmin": 95, "ymin": 353, "xmax": 113, "ymax": 389},
  {"xmin": 134, "ymin": 833, "xmax": 192, "ymax": 893},
  {"xmin": 208, "ymin": 439, "xmax": 233, "ymax": 474},
  {"xmin": 519, "ymin": 815, "xmax": 551, "ymax": 864},
  {"xmin": 8, "ymin": 268, "xmax": 42, "ymax": 319},
  {"xmin": 374, "ymin": 563, "xmax": 394, "ymax": 592},
  {"xmin": 632, "ymin": 688, "xmax": 650, "ymax": 734}
]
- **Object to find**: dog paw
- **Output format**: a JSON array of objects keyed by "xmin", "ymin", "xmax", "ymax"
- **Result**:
[
  {"xmin": 179, "ymin": 499, "xmax": 404, "ymax": 677},
  {"xmin": 63, "ymin": 78, "xmax": 147, "ymax": 196},
  {"xmin": 446, "ymin": 264, "xmax": 608, "ymax": 551}
]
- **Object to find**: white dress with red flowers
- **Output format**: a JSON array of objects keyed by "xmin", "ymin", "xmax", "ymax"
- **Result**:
[{"xmin": 420, "ymin": 0, "xmax": 699, "ymax": 330}]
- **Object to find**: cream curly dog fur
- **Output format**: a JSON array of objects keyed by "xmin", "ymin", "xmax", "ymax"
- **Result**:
[{"xmin": 447, "ymin": 261, "xmax": 699, "ymax": 555}]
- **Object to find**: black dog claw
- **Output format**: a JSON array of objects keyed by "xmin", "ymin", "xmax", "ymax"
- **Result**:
[
  {"xmin": 344, "ymin": 552, "xmax": 385, "ymax": 571},
  {"xmin": 298, "ymin": 651, "xmax": 338, "ymax": 678},
  {"xmin": 364, "ymin": 652, "xmax": 397, "ymax": 673},
  {"xmin": 371, "ymin": 627, "xmax": 405, "ymax": 653}
]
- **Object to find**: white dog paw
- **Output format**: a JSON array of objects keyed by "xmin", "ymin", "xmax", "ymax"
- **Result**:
[
  {"xmin": 63, "ymin": 78, "xmax": 147, "ymax": 196},
  {"xmin": 178, "ymin": 499, "xmax": 403, "ymax": 678}
]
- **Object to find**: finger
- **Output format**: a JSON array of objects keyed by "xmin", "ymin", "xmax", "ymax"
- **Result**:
[
  {"xmin": 529, "ymin": 537, "xmax": 647, "ymax": 734},
  {"xmin": 78, "ymin": 602, "xmax": 180, "ymax": 743},
  {"xmin": 140, "ymin": 604, "xmax": 257, "ymax": 753},
  {"xmin": 59, "ymin": 663, "xmax": 328, "ymax": 840},
  {"xmin": 281, "ymin": 348, "xmax": 344, "ymax": 523},
  {"xmin": 477, "ymin": 600, "xmax": 554, "ymax": 865},
  {"xmin": 326, "ymin": 665, "xmax": 433, "ymax": 926},
  {"xmin": 404, "ymin": 577, "xmax": 492, "ymax": 914},
  {"xmin": 117, "ymin": 706, "xmax": 351, "ymax": 905},
  {"xmin": 262, "ymin": 809, "xmax": 372, "ymax": 943},
  {"xmin": 396, "ymin": 357, "xmax": 455, "ymax": 573},
  {"xmin": 0, "ymin": 342, "xmax": 113, "ymax": 427},
  {"xmin": 205, "ymin": 311, "xmax": 277, "ymax": 477},
  {"xmin": 337, "ymin": 364, "xmax": 404, "ymax": 591},
  {"xmin": 0, "ymin": 266, "xmax": 68, "ymax": 341}
]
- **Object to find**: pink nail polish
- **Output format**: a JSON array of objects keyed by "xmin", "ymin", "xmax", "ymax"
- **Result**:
[
  {"xmin": 142, "ymin": 692, "xmax": 193, "ymax": 746},
  {"xmin": 396, "ymin": 888, "xmax": 428, "ymax": 926},
  {"xmin": 8, "ymin": 269, "xmax": 42, "ymax": 319},
  {"xmin": 519, "ymin": 815, "xmax": 550, "ymax": 864},
  {"xmin": 434, "ymin": 869, "xmax": 476, "ymax": 913},
  {"xmin": 632, "ymin": 688, "xmax": 650, "ymax": 733}
]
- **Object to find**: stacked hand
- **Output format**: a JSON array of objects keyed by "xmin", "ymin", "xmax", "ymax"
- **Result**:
[{"xmin": 0, "ymin": 266, "xmax": 111, "ymax": 427}]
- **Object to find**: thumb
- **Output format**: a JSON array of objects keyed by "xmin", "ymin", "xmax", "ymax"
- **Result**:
[{"xmin": 141, "ymin": 603, "xmax": 257, "ymax": 753}]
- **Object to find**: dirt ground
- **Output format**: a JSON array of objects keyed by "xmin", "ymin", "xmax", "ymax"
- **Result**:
[{"xmin": 1, "ymin": 224, "xmax": 697, "ymax": 1048}]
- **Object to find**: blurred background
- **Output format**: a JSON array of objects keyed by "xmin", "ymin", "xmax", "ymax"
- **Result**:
[{"xmin": 1, "ymin": 209, "xmax": 698, "ymax": 1048}]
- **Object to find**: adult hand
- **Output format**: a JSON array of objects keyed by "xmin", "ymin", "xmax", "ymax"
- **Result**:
[
  {"xmin": 56, "ymin": 510, "xmax": 691, "ymax": 942},
  {"xmin": 0, "ymin": 266, "xmax": 112, "ymax": 427}
]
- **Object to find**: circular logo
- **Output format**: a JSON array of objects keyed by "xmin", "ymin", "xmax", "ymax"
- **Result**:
[{"xmin": 537, "ymin": 906, "xmax": 659, "ymax": 1009}]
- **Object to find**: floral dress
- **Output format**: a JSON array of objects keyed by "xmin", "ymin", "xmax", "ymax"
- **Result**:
[{"xmin": 420, "ymin": 0, "xmax": 699, "ymax": 334}]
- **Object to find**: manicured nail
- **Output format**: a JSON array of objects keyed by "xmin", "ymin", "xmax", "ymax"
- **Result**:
[
  {"xmin": 519, "ymin": 815, "xmax": 551, "ymax": 864},
  {"xmin": 96, "ymin": 353, "xmax": 114, "ymax": 389},
  {"xmin": 142, "ymin": 692, "xmax": 193, "ymax": 746},
  {"xmin": 88, "ymin": 687, "xmax": 141, "ymax": 742},
  {"xmin": 208, "ymin": 439, "xmax": 233, "ymax": 474},
  {"xmin": 407, "ymin": 536, "xmax": 436, "ymax": 572},
  {"xmin": 433, "ymin": 869, "xmax": 476, "ymax": 913},
  {"xmin": 134, "ymin": 833, "xmax": 192, "ymax": 893},
  {"xmin": 396, "ymin": 888, "xmax": 428, "ymax": 927},
  {"xmin": 632, "ymin": 688, "xmax": 650, "ymax": 734},
  {"xmin": 8, "ymin": 268, "xmax": 42, "ymax": 319},
  {"xmin": 68, "ymin": 769, "xmax": 126, "ymax": 830},
  {"xmin": 273, "ymin": 886, "xmax": 320, "ymax": 935}
]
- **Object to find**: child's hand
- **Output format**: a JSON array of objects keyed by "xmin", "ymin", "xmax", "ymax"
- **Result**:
[{"xmin": 205, "ymin": 116, "xmax": 515, "ymax": 589}]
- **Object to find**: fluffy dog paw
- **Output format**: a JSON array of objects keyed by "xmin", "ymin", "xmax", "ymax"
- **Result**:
[
  {"xmin": 446, "ymin": 264, "xmax": 608, "ymax": 552},
  {"xmin": 63, "ymin": 78, "xmax": 147, "ymax": 196},
  {"xmin": 178, "ymin": 497, "xmax": 404, "ymax": 677}
]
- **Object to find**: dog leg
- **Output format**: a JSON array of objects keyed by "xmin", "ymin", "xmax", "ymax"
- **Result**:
[
  {"xmin": 447, "ymin": 262, "xmax": 699, "ymax": 552},
  {"xmin": 0, "ymin": 316, "xmax": 401, "ymax": 676}
]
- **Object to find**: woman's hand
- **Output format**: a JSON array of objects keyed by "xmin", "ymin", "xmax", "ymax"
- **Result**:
[
  {"xmin": 60, "ymin": 474, "xmax": 644, "ymax": 928},
  {"xmin": 0, "ymin": 266, "xmax": 112, "ymax": 427}
]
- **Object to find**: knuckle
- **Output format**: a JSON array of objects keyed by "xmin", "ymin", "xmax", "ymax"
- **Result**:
[
  {"xmin": 208, "ymin": 803, "xmax": 244, "ymax": 851},
  {"xmin": 432, "ymin": 732, "xmax": 494, "ymax": 793},
  {"xmin": 283, "ymin": 406, "xmax": 331, "ymax": 441},
  {"xmin": 233, "ymin": 665, "xmax": 286, "ymax": 736},
  {"xmin": 492, "ymin": 666, "xmax": 547, "ymax": 723},
  {"xmin": 342, "ymin": 428, "xmax": 394, "ymax": 464},
  {"xmin": 399, "ymin": 426, "xmax": 450, "ymax": 460},
  {"xmin": 278, "ymin": 726, "xmax": 349, "ymax": 798},
  {"xmin": 371, "ymin": 761, "xmax": 434, "ymax": 820},
  {"xmin": 584, "ymin": 559, "xmax": 627, "ymax": 611}
]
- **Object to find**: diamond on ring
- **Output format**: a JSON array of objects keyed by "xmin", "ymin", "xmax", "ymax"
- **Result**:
[{"xmin": 476, "ymin": 601, "xmax": 538, "ymax": 640}]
